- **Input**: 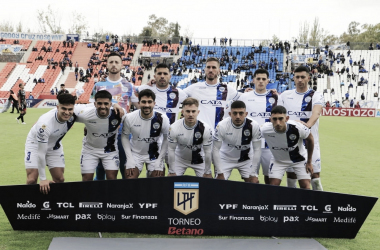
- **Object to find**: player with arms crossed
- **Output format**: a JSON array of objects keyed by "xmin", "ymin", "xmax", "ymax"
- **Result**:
[
  {"xmin": 91, "ymin": 52, "xmax": 134, "ymax": 180},
  {"xmin": 167, "ymin": 97, "xmax": 213, "ymax": 177},
  {"xmin": 25, "ymin": 94, "xmax": 77, "ymax": 194},
  {"xmin": 122, "ymin": 89, "xmax": 170, "ymax": 178},
  {"xmin": 229, "ymin": 69, "xmax": 278, "ymax": 184},
  {"xmin": 259, "ymin": 105, "xmax": 314, "ymax": 189},
  {"xmin": 76, "ymin": 90, "xmax": 125, "ymax": 181},
  {"xmin": 278, "ymin": 66, "xmax": 324, "ymax": 190},
  {"xmin": 212, "ymin": 101, "xmax": 262, "ymax": 182}
]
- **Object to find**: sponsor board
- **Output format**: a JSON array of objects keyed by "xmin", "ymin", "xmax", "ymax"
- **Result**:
[
  {"xmin": 322, "ymin": 108, "xmax": 376, "ymax": 117},
  {"xmin": 0, "ymin": 31, "xmax": 65, "ymax": 41},
  {"xmin": 376, "ymin": 109, "xmax": 380, "ymax": 118},
  {"xmin": 173, "ymin": 182, "xmax": 199, "ymax": 215}
]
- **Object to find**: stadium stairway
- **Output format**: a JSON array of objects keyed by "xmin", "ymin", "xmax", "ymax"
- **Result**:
[
  {"xmin": 132, "ymin": 44, "xmax": 143, "ymax": 64},
  {"xmin": 20, "ymin": 40, "xmax": 37, "ymax": 63},
  {"xmin": 63, "ymin": 43, "xmax": 95, "ymax": 89}
]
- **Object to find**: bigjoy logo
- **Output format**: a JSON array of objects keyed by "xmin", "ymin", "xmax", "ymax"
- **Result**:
[{"xmin": 173, "ymin": 182, "xmax": 199, "ymax": 215}]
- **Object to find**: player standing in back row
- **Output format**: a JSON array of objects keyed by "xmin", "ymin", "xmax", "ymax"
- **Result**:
[{"xmin": 278, "ymin": 66, "xmax": 324, "ymax": 190}]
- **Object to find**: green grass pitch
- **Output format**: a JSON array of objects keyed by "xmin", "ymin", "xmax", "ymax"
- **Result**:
[{"xmin": 0, "ymin": 109, "xmax": 379, "ymax": 249}]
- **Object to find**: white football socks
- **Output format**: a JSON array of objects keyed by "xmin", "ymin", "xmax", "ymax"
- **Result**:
[
  {"xmin": 311, "ymin": 178, "xmax": 323, "ymax": 191},
  {"xmin": 287, "ymin": 178, "xmax": 297, "ymax": 188}
]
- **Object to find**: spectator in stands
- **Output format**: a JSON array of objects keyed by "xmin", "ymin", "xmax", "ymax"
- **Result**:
[
  {"xmin": 57, "ymin": 84, "xmax": 69, "ymax": 96},
  {"xmin": 361, "ymin": 93, "xmax": 365, "ymax": 100},
  {"xmin": 41, "ymin": 78, "xmax": 45, "ymax": 83},
  {"xmin": 29, "ymin": 94, "xmax": 34, "ymax": 99},
  {"xmin": 50, "ymin": 89, "xmax": 54, "ymax": 95},
  {"xmin": 345, "ymin": 91, "xmax": 349, "ymax": 100},
  {"xmin": 354, "ymin": 102, "xmax": 361, "ymax": 108},
  {"xmin": 47, "ymin": 45, "xmax": 52, "ymax": 52},
  {"xmin": 373, "ymin": 92, "xmax": 378, "ymax": 97},
  {"xmin": 348, "ymin": 82, "xmax": 353, "ymax": 88},
  {"xmin": 340, "ymin": 80, "xmax": 345, "ymax": 87}
]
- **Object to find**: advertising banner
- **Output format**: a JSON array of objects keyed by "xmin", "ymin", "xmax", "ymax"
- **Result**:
[
  {"xmin": 0, "ymin": 44, "xmax": 23, "ymax": 54},
  {"xmin": 142, "ymin": 52, "xmax": 171, "ymax": 57},
  {"xmin": 0, "ymin": 31, "xmax": 65, "ymax": 41},
  {"xmin": 376, "ymin": 109, "xmax": 380, "ymax": 118},
  {"xmin": 66, "ymin": 34, "xmax": 79, "ymax": 42},
  {"xmin": 322, "ymin": 108, "xmax": 376, "ymax": 117},
  {"xmin": 0, "ymin": 176, "xmax": 376, "ymax": 238}
]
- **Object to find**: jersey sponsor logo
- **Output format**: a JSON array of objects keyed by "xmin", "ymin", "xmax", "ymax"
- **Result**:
[
  {"xmin": 227, "ymin": 144, "xmax": 250, "ymax": 150},
  {"xmin": 249, "ymin": 112, "xmax": 271, "ymax": 117},
  {"xmin": 272, "ymin": 145, "xmax": 297, "ymax": 151},
  {"xmin": 156, "ymin": 106, "xmax": 174, "ymax": 113},
  {"xmin": 288, "ymin": 111, "xmax": 309, "ymax": 117},
  {"xmin": 200, "ymin": 100, "xmax": 223, "ymax": 106},
  {"xmin": 174, "ymin": 182, "xmax": 199, "ymax": 215},
  {"xmin": 92, "ymin": 132, "xmax": 116, "ymax": 138},
  {"xmin": 137, "ymin": 137, "xmax": 158, "ymax": 143},
  {"xmin": 186, "ymin": 144, "xmax": 202, "ymax": 151},
  {"xmin": 133, "ymin": 124, "xmax": 141, "ymax": 127}
]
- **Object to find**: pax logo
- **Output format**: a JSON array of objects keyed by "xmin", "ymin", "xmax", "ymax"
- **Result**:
[
  {"xmin": 283, "ymin": 216, "xmax": 299, "ymax": 223},
  {"xmin": 75, "ymin": 214, "xmax": 91, "ymax": 220}
]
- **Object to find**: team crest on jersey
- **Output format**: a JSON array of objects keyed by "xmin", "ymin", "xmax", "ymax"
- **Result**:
[
  {"xmin": 289, "ymin": 134, "xmax": 297, "ymax": 140},
  {"xmin": 194, "ymin": 132, "xmax": 202, "ymax": 139},
  {"xmin": 218, "ymin": 86, "xmax": 225, "ymax": 92},
  {"xmin": 268, "ymin": 97, "xmax": 275, "ymax": 104},
  {"xmin": 41, "ymin": 125, "xmax": 46, "ymax": 129},
  {"xmin": 68, "ymin": 116, "xmax": 74, "ymax": 122},
  {"xmin": 39, "ymin": 128, "xmax": 44, "ymax": 133},
  {"xmin": 244, "ymin": 129, "xmax": 251, "ymax": 136},
  {"xmin": 169, "ymin": 92, "xmax": 176, "ymax": 99},
  {"xmin": 153, "ymin": 122, "xmax": 160, "ymax": 129},
  {"xmin": 305, "ymin": 96, "xmax": 312, "ymax": 103},
  {"xmin": 111, "ymin": 119, "xmax": 118, "ymax": 126}
]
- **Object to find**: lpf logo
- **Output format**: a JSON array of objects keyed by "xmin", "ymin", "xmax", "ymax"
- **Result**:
[{"xmin": 173, "ymin": 182, "xmax": 199, "ymax": 215}]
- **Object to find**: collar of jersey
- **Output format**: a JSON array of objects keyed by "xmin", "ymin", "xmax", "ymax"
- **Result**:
[
  {"xmin": 254, "ymin": 90, "xmax": 269, "ymax": 96},
  {"xmin": 55, "ymin": 111, "xmax": 66, "ymax": 124},
  {"xmin": 273, "ymin": 123, "xmax": 289, "ymax": 134},
  {"xmin": 106, "ymin": 77, "xmax": 122, "ymax": 83},
  {"xmin": 230, "ymin": 118, "xmax": 246, "ymax": 129},
  {"xmin": 295, "ymin": 89, "xmax": 311, "ymax": 95},
  {"xmin": 139, "ymin": 110, "xmax": 155, "ymax": 120},
  {"xmin": 183, "ymin": 119, "xmax": 198, "ymax": 130},
  {"xmin": 95, "ymin": 109, "xmax": 111, "ymax": 119},
  {"xmin": 204, "ymin": 82, "xmax": 219, "ymax": 87},
  {"xmin": 156, "ymin": 85, "xmax": 170, "ymax": 92}
]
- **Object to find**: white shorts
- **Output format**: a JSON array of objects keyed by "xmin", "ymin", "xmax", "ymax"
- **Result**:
[
  {"xmin": 132, "ymin": 152, "xmax": 165, "ymax": 173},
  {"xmin": 219, "ymin": 159, "xmax": 252, "ymax": 179},
  {"xmin": 174, "ymin": 157, "xmax": 205, "ymax": 177},
  {"xmin": 80, "ymin": 147, "xmax": 119, "ymax": 174},
  {"xmin": 25, "ymin": 143, "xmax": 65, "ymax": 169},
  {"xmin": 269, "ymin": 159, "xmax": 311, "ymax": 180},
  {"xmin": 286, "ymin": 144, "xmax": 321, "ymax": 173},
  {"xmin": 257, "ymin": 148, "xmax": 273, "ymax": 176}
]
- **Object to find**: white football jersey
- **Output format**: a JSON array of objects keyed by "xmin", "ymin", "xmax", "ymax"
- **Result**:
[
  {"xmin": 225, "ymin": 90, "xmax": 279, "ymax": 148},
  {"xmin": 75, "ymin": 106, "xmax": 124, "ymax": 152},
  {"xmin": 278, "ymin": 89, "xmax": 323, "ymax": 143},
  {"xmin": 26, "ymin": 109, "xmax": 76, "ymax": 151},
  {"xmin": 123, "ymin": 110, "xmax": 170, "ymax": 160},
  {"xmin": 168, "ymin": 119, "xmax": 213, "ymax": 163},
  {"xmin": 132, "ymin": 84, "xmax": 188, "ymax": 124},
  {"xmin": 261, "ymin": 120, "xmax": 310, "ymax": 164},
  {"xmin": 184, "ymin": 82, "xmax": 239, "ymax": 129},
  {"xmin": 213, "ymin": 117, "xmax": 261, "ymax": 163}
]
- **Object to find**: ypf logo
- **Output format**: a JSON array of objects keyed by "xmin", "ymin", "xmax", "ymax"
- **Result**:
[{"xmin": 173, "ymin": 182, "xmax": 199, "ymax": 215}]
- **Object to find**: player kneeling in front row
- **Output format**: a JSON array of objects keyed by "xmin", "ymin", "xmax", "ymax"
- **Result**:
[
  {"xmin": 259, "ymin": 105, "xmax": 314, "ymax": 189},
  {"xmin": 25, "ymin": 94, "xmax": 77, "ymax": 194},
  {"xmin": 212, "ymin": 101, "xmax": 262, "ymax": 182},
  {"xmin": 122, "ymin": 89, "xmax": 170, "ymax": 178},
  {"xmin": 76, "ymin": 90, "xmax": 125, "ymax": 181},
  {"xmin": 167, "ymin": 97, "xmax": 213, "ymax": 177}
]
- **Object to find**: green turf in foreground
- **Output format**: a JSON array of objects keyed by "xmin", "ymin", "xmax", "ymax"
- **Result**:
[{"xmin": 0, "ymin": 109, "xmax": 379, "ymax": 250}]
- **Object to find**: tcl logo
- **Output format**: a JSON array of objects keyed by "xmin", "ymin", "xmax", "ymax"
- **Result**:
[
  {"xmin": 300, "ymin": 205, "xmax": 318, "ymax": 211},
  {"xmin": 57, "ymin": 202, "xmax": 74, "ymax": 208}
]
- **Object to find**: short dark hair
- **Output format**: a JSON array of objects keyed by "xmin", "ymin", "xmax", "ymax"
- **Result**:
[
  {"xmin": 57, "ymin": 93, "xmax": 76, "ymax": 105},
  {"xmin": 60, "ymin": 84, "xmax": 65, "ymax": 87},
  {"xmin": 9, "ymin": 90, "xmax": 14, "ymax": 94},
  {"xmin": 271, "ymin": 105, "xmax": 287, "ymax": 115},
  {"xmin": 138, "ymin": 89, "xmax": 156, "ymax": 101},
  {"xmin": 18, "ymin": 83, "xmax": 23, "ymax": 87},
  {"xmin": 94, "ymin": 90, "xmax": 112, "ymax": 101},
  {"xmin": 253, "ymin": 69, "xmax": 269, "ymax": 78},
  {"xmin": 206, "ymin": 57, "xmax": 220, "ymax": 67},
  {"xmin": 154, "ymin": 63, "xmax": 170, "ymax": 73},
  {"xmin": 231, "ymin": 100, "xmax": 246, "ymax": 109},
  {"xmin": 182, "ymin": 97, "xmax": 199, "ymax": 107},
  {"xmin": 294, "ymin": 65, "xmax": 310, "ymax": 74},
  {"xmin": 107, "ymin": 52, "xmax": 122, "ymax": 61}
]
